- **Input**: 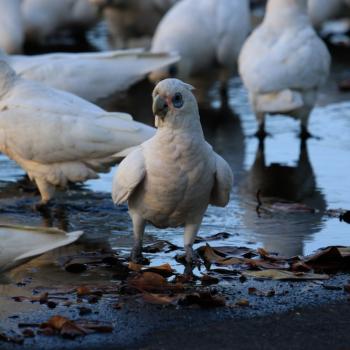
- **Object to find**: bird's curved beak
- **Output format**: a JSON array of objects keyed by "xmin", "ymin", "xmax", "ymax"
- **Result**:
[{"xmin": 152, "ymin": 95, "xmax": 169, "ymax": 119}]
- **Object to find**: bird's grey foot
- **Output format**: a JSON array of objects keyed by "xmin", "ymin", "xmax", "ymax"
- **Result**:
[
  {"xmin": 255, "ymin": 127, "xmax": 269, "ymax": 140},
  {"xmin": 184, "ymin": 245, "xmax": 201, "ymax": 276},
  {"xmin": 299, "ymin": 125, "xmax": 313, "ymax": 140},
  {"xmin": 130, "ymin": 245, "xmax": 146, "ymax": 264},
  {"xmin": 33, "ymin": 200, "xmax": 52, "ymax": 214}
]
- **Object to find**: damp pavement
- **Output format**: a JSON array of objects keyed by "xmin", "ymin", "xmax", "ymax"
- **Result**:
[{"xmin": 1, "ymin": 43, "xmax": 350, "ymax": 349}]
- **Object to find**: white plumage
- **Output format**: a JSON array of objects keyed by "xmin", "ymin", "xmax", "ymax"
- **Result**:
[
  {"xmin": 22, "ymin": 0, "xmax": 99, "ymax": 44},
  {"xmin": 150, "ymin": 0, "xmax": 251, "ymax": 81},
  {"xmin": 2, "ymin": 49, "xmax": 179, "ymax": 103},
  {"xmin": 112, "ymin": 78, "xmax": 233, "ymax": 269},
  {"xmin": 308, "ymin": 0, "xmax": 345, "ymax": 28},
  {"xmin": 239, "ymin": 0, "xmax": 331, "ymax": 138},
  {"xmin": 0, "ymin": 0, "xmax": 23, "ymax": 54},
  {"xmin": 0, "ymin": 224, "xmax": 83, "ymax": 272},
  {"xmin": 0, "ymin": 61, "xmax": 155, "ymax": 206}
]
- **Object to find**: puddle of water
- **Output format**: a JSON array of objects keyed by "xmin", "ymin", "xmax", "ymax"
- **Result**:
[{"xmin": 0, "ymin": 36, "xmax": 349, "ymax": 293}]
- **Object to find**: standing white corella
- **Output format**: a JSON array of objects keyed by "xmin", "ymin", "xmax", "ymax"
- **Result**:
[
  {"xmin": 112, "ymin": 78, "xmax": 233, "ymax": 271},
  {"xmin": 2, "ymin": 49, "xmax": 179, "ymax": 103},
  {"xmin": 22, "ymin": 0, "xmax": 99, "ymax": 44},
  {"xmin": 0, "ymin": 61, "xmax": 155, "ymax": 208},
  {"xmin": 0, "ymin": 0, "xmax": 24, "ymax": 54},
  {"xmin": 308, "ymin": 0, "xmax": 344, "ymax": 28},
  {"xmin": 150, "ymin": 0, "xmax": 251, "ymax": 83},
  {"xmin": 239, "ymin": 0, "xmax": 331, "ymax": 139}
]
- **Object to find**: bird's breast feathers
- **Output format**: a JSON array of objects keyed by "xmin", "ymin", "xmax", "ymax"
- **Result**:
[{"xmin": 129, "ymin": 135, "xmax": 216, "ymax": 227}]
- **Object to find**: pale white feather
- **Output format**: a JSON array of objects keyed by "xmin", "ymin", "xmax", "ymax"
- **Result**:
[
  {"xmin": 150, "ymin": 0, "xmax": 251, "ymax": 80},
  {"xmin": 0, "ymin": 0, "xmax": 23, "ymax": 54},
  {"xmin": 22, "ymin": 0, "xmax": 99, "ymax": 43},
  {"xmin": 239, "ymin": 0, "xmax": 330, "ymax": 124},
  {"xmin": 0, "ymin": 61, "xmax": 155, "ymax": 203},
  {"xmin": 4, "ymin": 50, "xmax": 179, "ymax": 102}
]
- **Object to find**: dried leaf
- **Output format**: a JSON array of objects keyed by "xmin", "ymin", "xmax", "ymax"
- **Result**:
[
  {"xmin": 127, "ymin": 272, "xmax": 183, "ymax": 293},
  {"xmin": 195, "ymin": 232, "xmax": 232, "ymax": 243},
  {"xmin": 142, "ymin": 263, "xmax": 175, "ymax": 278},
  {"xmin": 143, "ymin": 240, "xmax": 180, "ymax": 253},
  {"xmin": 235, "ymin": 299, "xmax": 249, "ymax": 307},
  {"xmin": 201, "ymin": 274, "xmax": 219, "ymax": 286},
  {"xmin": 142, "ymin": 293, "xmax": 179, "ymax": 305}
]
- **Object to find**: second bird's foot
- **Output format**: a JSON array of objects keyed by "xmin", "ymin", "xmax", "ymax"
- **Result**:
[
  {"xmin": 130, "ymin": 247, "xmax": 148, "ymax": 265},
  {"xmin": 254, "ymin": 128, "xmax": 270, "ymax": 140}
]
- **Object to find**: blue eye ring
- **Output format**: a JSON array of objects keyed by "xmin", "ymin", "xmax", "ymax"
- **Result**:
[{"xmin": 172, "ymin": 92, "xmax": 183, "ymax": 108}]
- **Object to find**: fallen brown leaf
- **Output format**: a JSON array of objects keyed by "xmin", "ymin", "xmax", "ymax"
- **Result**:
[
  {"xmin": 235, "ymin": 299, "xmax": 250, "ymax": 307},
  {"xmin": 127, "ymin": 272, "xmax": 184, "ymax": 293},
  {"xmin": 142, "ymin": 292, "xmax": 179, "ymax": 305},
  {"xmin": 143, "ymin": 240, "xmax": 180, "ymax": 253},
  {"xmin": 142, "ymin": 263, "xmax": 175, "ymax": 278}
]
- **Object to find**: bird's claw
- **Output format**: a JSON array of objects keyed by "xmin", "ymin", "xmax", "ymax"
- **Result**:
[
  {"xmin": 130, "ymin": 246, "xmax": 147, "ymax": 265},
  {"xmin": 254, "ymin": 128, "xmax": 270, "ymax": 140},
  {"xmin": 184, "ymin": 247, "xmax": 201, "ymax": 276},
  {"xmin": 33, "ymin": 201, "xmax": 52, "ymax": 215}
]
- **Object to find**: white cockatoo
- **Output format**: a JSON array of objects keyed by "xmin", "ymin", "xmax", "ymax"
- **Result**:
[
  {"xmin": 0, "ymin": 61, "xmax": 155, "ymax": 208},
  {"xmin": 150, "ymin": 0, "xmax": 251, "ymax": 82},
  {"xmin": 112, "ymin": 78, "xmax": 233, "ymax": 271},
  {"xmin": 89, "ymin": 0, "xmax": 178, "ymax": 49},
  {"xmin": 2, "ymin": 49, "xmax": 179, "ymax": 103},
  {"xmin": 239, "ymin": 0, "xmax": 331, "ymax": 139},
  {"xmin": 0, "ymin": 0, "xmax": 24, "ymax": 54},
  {"xmin": 0, "ymin": 224, "xmax": 83, "ymax": 272},
  {"xmin": 308, "ymin": 0, "xmax": 346, "ymax": 29},
  {"xmin": 22, "ymin": 0, "xmax": 99, "ymax": 44}
]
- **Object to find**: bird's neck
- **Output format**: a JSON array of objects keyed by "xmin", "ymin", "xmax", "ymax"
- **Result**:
[
  {"xmin": 156, "ymin": 118, "xmax": 205, "ymax": 143},
  {"xmin": 264, "ymin": 0, "xmax": 309, "ymax": 28}
]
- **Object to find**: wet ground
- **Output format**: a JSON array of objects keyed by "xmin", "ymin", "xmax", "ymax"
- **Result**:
[{"xmin": 0, "ymin": 33, "xmax": 350, "ymax": 349}]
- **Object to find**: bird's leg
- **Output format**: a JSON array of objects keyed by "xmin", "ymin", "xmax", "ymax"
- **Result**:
[
  {"xmin": 299, "ymin": 123, "xmax": 312, "ymax": 140},
  {"xmin": 33, "ymin": 178, "xmax": 55, "ymax": 213},
  {"xmin": 255, "ymin": 112, "xmax": 268, "ymax": 140},
  {"xmin": 299, "ymin": 111, "xmax": 313, "ymax": 139},
  {"xmin": 130, "ymin": 213, "xmax": 146, "ymax": 264},
  {"xmin": 184, "ymin": 222, "xmax": 201, "ymax": 275}
]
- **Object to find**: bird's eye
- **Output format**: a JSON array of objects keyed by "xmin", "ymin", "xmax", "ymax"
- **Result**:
[{"xmin": 172, "ymin": 93, "xmax": 183, "ymax": 108}]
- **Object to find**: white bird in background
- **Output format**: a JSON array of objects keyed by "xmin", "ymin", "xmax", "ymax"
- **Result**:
[
  {"xmin": 0, "ymin": 224, "xmax": 83, "ymax": 272},
  {"xmin": 308, "ymin": 0, "xmax": 345, "ymax": 28},
  {"xmin": 112, "ymin": 79, "xmax": 233, "ymax": 271},
  {"xmin": 0, "ymin": 61, "xmax": 155, "ymax": 208},
  {"xmin": 239, "ymin": 0, "xmax": 331, "ymax": 139},
  {"xmin": 2, "ymin": 49, "xmax": 179, "ymax": 103},
  {"xmin": 0, "ymin": 0, "xmax": 24, "ymax": 54},
  {"xmin": 22, "ymin": 0, "xmax": 99, "ymax": 44},
  {"xmin": 90, "ymin": 0, "xmax": 178, "ymax": 49},
  {"xmin": 150, "ymin": 0, "xmax": 251, "ymax": 83}
]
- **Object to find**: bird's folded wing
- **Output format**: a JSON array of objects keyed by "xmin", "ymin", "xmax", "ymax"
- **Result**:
[
  {"xmin": 210, "ymin": 153, "xmax": 233, "ymax": 207},
  {"xmin": 12, "ymin": 51, "xmax": 179, "ymax": 101},
  {"xmin": 239, "ymin": 27, "xmax": 331, "ymax": 93},
  {"xmin": 112, "ymin": 147, "xmax": 146, "ymax": 205},
  {"xmin": 0, "ymin": 81, "xmax": 154, "ymax": 163}
]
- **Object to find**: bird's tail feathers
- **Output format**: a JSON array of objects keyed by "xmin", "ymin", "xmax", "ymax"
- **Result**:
[{"xmin": 255, "ymin": 89, "xmax": 304, "ymax": 113}]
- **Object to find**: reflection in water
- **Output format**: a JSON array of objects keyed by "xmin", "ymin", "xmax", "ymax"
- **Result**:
[{"xmin": 241, "ymin": 140, "xmax": 326, "ymax": 256}]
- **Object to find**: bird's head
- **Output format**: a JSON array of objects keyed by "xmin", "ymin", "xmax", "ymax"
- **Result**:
[{"xmin": 152, "ymin": 78, "xmax": 200, "ymax": 130}]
